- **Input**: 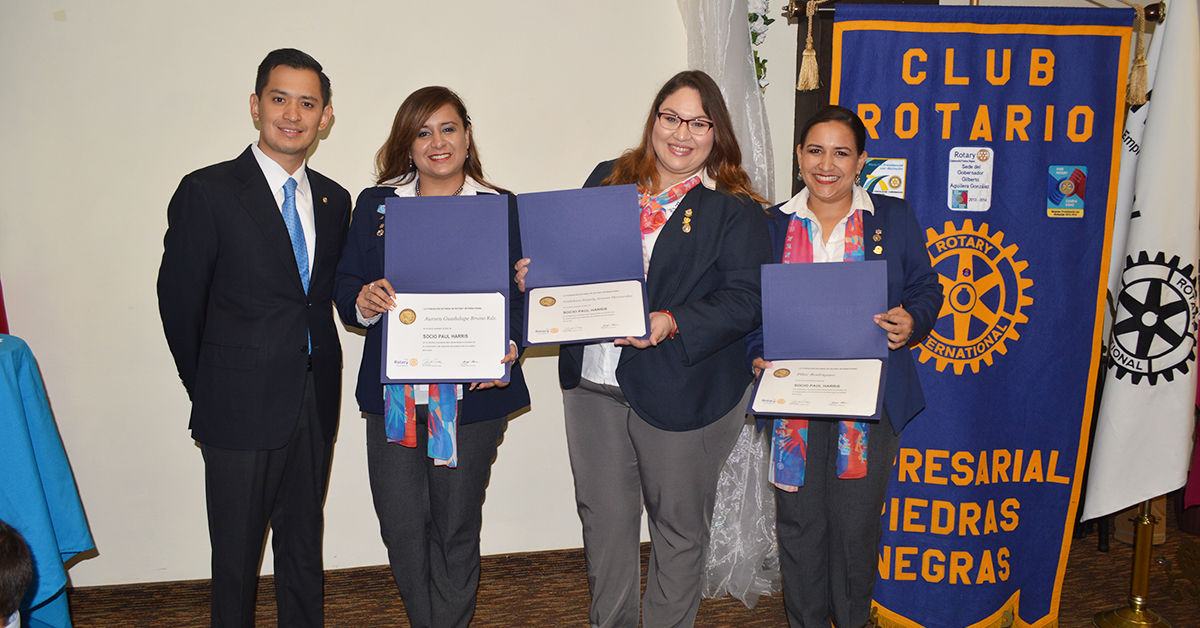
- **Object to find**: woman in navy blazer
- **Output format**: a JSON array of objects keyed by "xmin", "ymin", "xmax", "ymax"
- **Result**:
[
  {"xmin": 334, "ymin": 87, "xmax": 529, "ymax": 628},
  {"xmin": 746, "ymin": 106, "xmax": 942, "ymax": 628},
  {"xmin": 517, "ymin": 71, "xmax": 772, "ymax": 628}
]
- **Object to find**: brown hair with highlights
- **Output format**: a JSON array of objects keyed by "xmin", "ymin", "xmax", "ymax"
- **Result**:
[{"xmin": 602, "ymin": 70, "xmax": 765, "ymax": 204}]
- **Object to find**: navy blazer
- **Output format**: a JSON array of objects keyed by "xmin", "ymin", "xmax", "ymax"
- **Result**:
[
  {"xmin": 745, "ymin": 192, "xmax": 943, "ymax": 434},
  {"xmin": 334, "ymin": 185, "xmax": 530, "ymax": 424},
  {"xmin": 158, "ymin": 146, "xmax": 352, "ymax": 450},
  {"xmin": 558, "ymin": 161, "xmax": 773, "ymax": 432}
]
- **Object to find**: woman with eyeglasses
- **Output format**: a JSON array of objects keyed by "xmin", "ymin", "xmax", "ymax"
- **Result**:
[
  {"xmin": 334, "ymin": 86, "xmax": 529, "ymax": 628},
  {"xmin": 516, "ymin": 70, "xmax": 772, "ymax": 628}
]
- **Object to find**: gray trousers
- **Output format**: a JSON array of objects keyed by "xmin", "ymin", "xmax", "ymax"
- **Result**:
[
  {"xmin": 365, "ymin": 412, "xmax": 505, "ymax": 628},
  {"xmin": 564, "ymin": 379, "xmax": 749, "ymax": 628},
  {"xmin": 775, "ymin": 414, "xmax": 899, "ymax": 628}
]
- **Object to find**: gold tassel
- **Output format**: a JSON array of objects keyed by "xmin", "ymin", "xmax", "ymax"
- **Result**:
[
  {"xmin": 796, "ymin": 0, "xmax": 825, "ymax": 91},
  {"xmin": 1127, "ymin": 4, "xmax": 1148, "ymax": 105},
  {"xmin": 797, "ymin": 45, "xmax": 819, "ymax": 91},
  {"xmin": 1128, "ymin": 55, "xmax": 1148, "ymax": 105}
]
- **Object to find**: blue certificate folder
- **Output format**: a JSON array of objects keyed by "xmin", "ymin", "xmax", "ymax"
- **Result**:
[
  {"xmin": 517, "ymin": 185, "xmax": 651, "ymax": 346},
  {"xmin": 752, "ymin": 261, "xmax": 889, "ymax": 419},
  {"xmin": 381, "ymin": 194, "xmax": 510, "ymax": 384}
]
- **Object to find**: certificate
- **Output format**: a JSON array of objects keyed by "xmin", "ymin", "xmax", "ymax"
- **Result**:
[
  {"xmin": 751, "ymin": 261, "xmax": 889, "ymax": 419},
  {"xmin": 526, "ymin": 280, "xmax": 647, "ymax": 344},
  {"xmin": 751, "ymin": 359, "xmax": 882, "ymax": 416},
  {"xmin": 383, "ymin": 292, "xmax": 507, "ymax": 382},
  {"xmin": 382, "ymin": 194, "xmax": 511, "ymax": 383},
  {"xmin": 518, "ymin": 186, "xmax": 651, "ymax": 345}
]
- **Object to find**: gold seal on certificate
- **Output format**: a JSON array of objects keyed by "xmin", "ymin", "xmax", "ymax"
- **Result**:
[
  {"xmin": 526, "ymin": 279, "xmax": 647, "ymax": 344},
  {"xmin": 752, "ymin": 359, "xmax": 883, "ymax": 417},
  {"xmin": 385, "ymin": 292, "xmax": 506, "ymax": 381}
]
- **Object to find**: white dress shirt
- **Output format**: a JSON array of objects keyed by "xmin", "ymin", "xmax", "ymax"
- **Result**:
[
  {"xmin": 775, "ymin": 184, "xmax": 876, "ymax": 263},
  {"xmin": 251, "ymin": 141, "xmax": 316, "ymax": 274}
]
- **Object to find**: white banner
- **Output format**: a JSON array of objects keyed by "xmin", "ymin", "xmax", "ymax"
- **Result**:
[{"xmin": 1083, "ymin": 0, "xmax": 1200, "ymax": 521}]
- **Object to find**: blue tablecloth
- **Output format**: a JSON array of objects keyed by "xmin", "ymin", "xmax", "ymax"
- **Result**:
[{"xmin": 0, "ymin": 334, "xmax": 93, "ymax": 628}]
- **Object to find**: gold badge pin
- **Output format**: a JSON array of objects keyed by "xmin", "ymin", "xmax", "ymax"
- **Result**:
[
  {"xmin": 683, "ymin": 224, "xmax": 692, "ymax": 233},
  {"xmin": 873, "ymin": 245, "xmax": 883, "ymax": 255},
  {"xmin": 873, "ymin": 234, "xmax": 882, "ymax": 242},
  {"xmin": 684, "ymin": 208, "xmax": 693, "ymax": 217},
  {"xmin": 322, "ymin": 197, "xmax": 328, "ymax": 204}
]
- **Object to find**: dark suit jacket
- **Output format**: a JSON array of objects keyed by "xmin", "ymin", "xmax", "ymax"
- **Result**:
[
  {"xmin": 333, "ymin": 186, "xmax": 530, "ymax": 424},
  {"xmin": 558, "ymin": 161, "xmax": 773, "ymax": 432},
  {"xmin": 745, "ymin": 192, "xmax": 943, "ymax": 434},
  {"xmin": 158, "ymin": 146, "xmax": 351, "ymax": 450}
]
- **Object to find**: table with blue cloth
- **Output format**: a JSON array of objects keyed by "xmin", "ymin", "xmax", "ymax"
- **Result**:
[{"xmin": 0, "ymin": 334, "xmax": 93, "ymax": 628}]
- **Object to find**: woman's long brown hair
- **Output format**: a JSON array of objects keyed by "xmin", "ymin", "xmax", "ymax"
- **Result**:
[
  {"xmin": 373, "ymin": 86, "xmax": 502, "ymax": 192},
  {"xmin": 602, "ymin": 70, "xmax": 765, "ymax": 204}
]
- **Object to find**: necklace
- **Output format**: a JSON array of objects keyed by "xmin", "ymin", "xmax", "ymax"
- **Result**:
[{"xmin": 416, "ymin": 179, "xmax": 465, "ymax": 197}]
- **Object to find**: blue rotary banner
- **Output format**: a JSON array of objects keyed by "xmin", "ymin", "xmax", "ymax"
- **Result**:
[{"xmin": 831, "ymin": 5, "xmax": 1132, "ymax": 627}]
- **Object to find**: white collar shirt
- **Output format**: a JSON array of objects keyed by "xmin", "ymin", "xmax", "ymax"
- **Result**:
[
  {"xmin": 776, "ymin": 185, "xmax": 875, "ymax": 263},
  {"xmin": 251, "ymin": 141, "xmax": 316, "ymax": 273}
]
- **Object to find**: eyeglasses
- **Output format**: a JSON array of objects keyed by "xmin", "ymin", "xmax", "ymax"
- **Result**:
[{"xmin": 656, "ymin": 112, "xmax": 714, "ymax": 137}]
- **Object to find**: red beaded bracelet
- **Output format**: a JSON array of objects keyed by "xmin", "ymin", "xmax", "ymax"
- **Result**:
[{"xmin": 658, "ymin": 310, "xmax": 678, "ymax": 340}]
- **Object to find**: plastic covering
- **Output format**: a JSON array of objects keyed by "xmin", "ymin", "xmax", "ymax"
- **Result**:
[
  {"xmin": 677, "ymin": 0, "xmax": 777, "ymax": 203},
  {"xmin": 702, "ymin": 420, "xmax": 781, "ymax": 607}
]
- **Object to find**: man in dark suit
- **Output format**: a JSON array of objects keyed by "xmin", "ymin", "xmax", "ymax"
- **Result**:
[{"xmin": 157, "ymin": 49, "xmax": 351, "ymax": 628}]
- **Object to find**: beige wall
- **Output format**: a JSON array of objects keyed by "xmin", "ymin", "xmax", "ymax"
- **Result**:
[{"xmin": 0, "ymin": 0, "xmax": 799, "ymax": 586}]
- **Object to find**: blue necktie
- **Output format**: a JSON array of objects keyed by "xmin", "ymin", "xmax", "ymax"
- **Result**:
[
  {"xmin": 281, "ymin": 178, "xmax": 311, "ymax": 352},
  {"xmin": 281, "ymin": 178, "xmax": 310, "ymax": 293}
]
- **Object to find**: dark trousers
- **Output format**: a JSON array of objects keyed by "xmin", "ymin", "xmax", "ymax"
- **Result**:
[
  {"xmin": 365, "ymin": 411, "xmax": 505, "ymax": 628},
  {"xmin": 775, "ymin": 414, "xmax": 899, "ymax": 628},
  {"xmin": 201, "ymin": 372, "xmax": 332, "ymax": 628}
]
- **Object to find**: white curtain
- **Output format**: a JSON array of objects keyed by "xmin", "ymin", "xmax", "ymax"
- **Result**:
[{"xmin": 677, "ymin": 0, "xmax": 776, "ymax": 203}]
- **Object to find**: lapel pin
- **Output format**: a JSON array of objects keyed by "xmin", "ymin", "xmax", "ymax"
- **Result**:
[
  {"xmin": 322, "ymin": 197, "xmax": 328, "ymax": 204},
  {"xmin": 683, "ymin": 224, "xmax": 692, "ymax": 233},
  {"xmin": 873, "ymin": 245, "xmax": 883, "ymax": 255},
  {"xmin": 377, "ymin": 204, "xmax": 386, "ymax": 214},
  {"xmin": 873, "ymin": 234, "xmax": 882, "ymax": 242},
  {"xmin": 684, "ymin": 208, "xmax": 693, "ymax": 217}
]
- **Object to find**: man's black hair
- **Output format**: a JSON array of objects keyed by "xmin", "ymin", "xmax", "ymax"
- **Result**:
[{"xmin": 255, "ymin": 48, "xmax": 332, "ymax": 106}]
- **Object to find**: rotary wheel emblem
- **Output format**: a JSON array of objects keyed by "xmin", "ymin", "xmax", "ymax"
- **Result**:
[
  {"xmin": 1109, "ymin": 252, "xmax": 1197, "ymax": 384},
  {"xmin": 917, "ymin": 220, "xmax": 1034, "ymax": 374}
]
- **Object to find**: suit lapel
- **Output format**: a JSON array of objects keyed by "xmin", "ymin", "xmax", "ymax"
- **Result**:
[
  {"xmin": 645, "ymin": 186, "xmax": 701, "ymax": 306},
  {"xmin": 233, "ymin": 148, "xmax": 306, "ymax": 293},
  {"xmin": 308, "ymin": 170, "xmax": 337, "ymax": 280},
  {"xmin": 864, "ymin": 207, "xmax": 883, "ymax": 262}
]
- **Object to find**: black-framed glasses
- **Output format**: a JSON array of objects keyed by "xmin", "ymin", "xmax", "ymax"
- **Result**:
[{"xmin": 656, "ymin": 112, "xmax": 714, "ymax": 137}]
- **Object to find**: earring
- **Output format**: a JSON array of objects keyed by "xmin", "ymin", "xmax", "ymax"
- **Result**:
[
  {"xmin": 797, "ymin": 168, "xmax": 803, "ymax": 182},
  {"xmin": 466, "ymin": 150, "xmax": 471, "ymax": 160},
  {"xmin": 408, "ymin": 156, "xmax": 414, "ymax": 169},
  {"xmin": 855, "ymin": 172, "xmax": 861, "ymax": 186}
]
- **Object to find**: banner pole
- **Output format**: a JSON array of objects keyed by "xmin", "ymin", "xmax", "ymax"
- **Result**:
[{"xmin": 1093, "ymin": 499, "xmax": 1171, "ymax": 627}]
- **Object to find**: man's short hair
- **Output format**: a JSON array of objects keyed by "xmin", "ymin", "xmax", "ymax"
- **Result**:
[
  {"xmin": 255, "ymin": 48, "xmax": 332, "ymax": 106},
  {"xmin": 0, "ymin": 520, "xmax": 33, "ymax": 620}
]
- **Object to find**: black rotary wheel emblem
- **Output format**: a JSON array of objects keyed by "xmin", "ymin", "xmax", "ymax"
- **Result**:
[{"xmin": 1109, "ymin": 252, "xmax": 1198, "ymax": 385}]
